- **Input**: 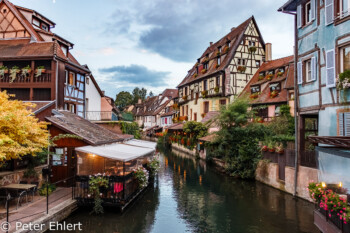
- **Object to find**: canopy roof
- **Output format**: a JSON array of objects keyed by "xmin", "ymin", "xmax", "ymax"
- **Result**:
[
  {"xmin": 75, "ymin": 140, "xmax": 155, "ymax": 162},
  {"xmin": 124, "ymin": 139, "xmax": 157, "ymax": 149}
]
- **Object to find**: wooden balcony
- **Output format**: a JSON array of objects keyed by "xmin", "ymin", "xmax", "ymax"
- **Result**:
[
  {"xmin": 309, "ymin": 136, "xmax": 350, "ymax": 148},
  {"xmin": 0, "ymin": 72, "xmax": 52, "ymax": 84}
]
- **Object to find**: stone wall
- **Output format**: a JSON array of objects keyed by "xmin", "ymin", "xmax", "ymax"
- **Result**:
[
  {"xmin": 0, "ymin": 165, "xmax": 47, "ymax": 186},
  {"xmin": 171, "ymin": 143, "xmax": 196, "ymax": 157},
  {"xmin": 255, "ymin": 160, "xmax": 318, "ymax": 202}
]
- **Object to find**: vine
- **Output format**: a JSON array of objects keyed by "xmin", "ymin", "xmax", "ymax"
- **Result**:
[{"xmin": 89, "ymin": 174, "xmax": 109, "ymax": 215}]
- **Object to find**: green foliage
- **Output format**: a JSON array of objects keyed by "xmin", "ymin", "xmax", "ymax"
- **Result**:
[
  {"xmin": 115, "ymin": 91, "xmax": 133, "ymax": 111},
  {"xmin": 89, "ymin": 175, "xmax": 109, "ymax": 215},
  {"xmin": 132, "ymin": 87, "xmax": 148, "ymax": 104},
  {"xmin": 217, "ymin": 97, "xmax": 251, "ymax": 128},
  {"xmin": 120, "ymin": 121, "xmax": 140, "ymax": 139},
  {"xmin": 157, "ymin": 133, "xmax": 171, "ymax": 150},
  {"xmin": 121, "ymin": 112, "xmax": 134, "ymax": 122},
  {"xmin": 280, "ymin": 104, "xmax": 291, "ymax": 116},
  {"xmin": 149, "ymin": 156, "xmax": 161, "ymax": 176},
  {"xmin": 39, "ymin": 182, "xmax": 56, "ymax": 196},
  {"xmin": 183, "ymin": 121, "xmax": 208, "ymax": 141},
  {"xmin": 267, "ymin": 115, "xmax": 295, "ymax": 136},
  {"xmin": 23, "ymin": 167, "xmax": 38, "ymax": 179},
  {"xmin": 134, "ymin": 167, "xmax": 149, "ymax": 189}
]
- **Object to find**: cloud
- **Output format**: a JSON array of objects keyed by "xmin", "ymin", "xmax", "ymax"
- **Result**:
[
  {"xmin": 98, "ymin": 64, "xmax": 170, "ymax": 87},
  {"xmin": 105, "ymin": 0, "xmax": 293, "ymax": 62}
]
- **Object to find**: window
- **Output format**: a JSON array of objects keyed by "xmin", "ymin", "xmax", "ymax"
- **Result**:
[
  {"xmin": 33, "ymin": 18, "xmax": 40, "ymax": 27},
  {"xmin": 68, "ymin": 72, "xmax": 76, "ymax": 86},
  {"xmin": 204, "ymin": 80, "xmax": 208, "ymax": 91},
  {"xmin": 203, "ymin": 63, "xmax": 208, "ymax": 70},
  {"xmin": 251, "ymin": 86, "xmax": 260, "ymax": 93},
  {"xmin": 186, "ymin": 105, "xmax": 188, "ymax": 116},
  {"xmin": 270, "ymin": 83, "xmax": 281, "ymax": 92},
  {"xmin": 220, "ymin": 99, "xmax": 227, "ymax": 105},
  {"xmin": 218, "ymin": 46, "xmax": 222, "ymax": 53},
  {"xmin": 185, "ymin": 87, "xmax": 188, "ymax": 96},
  {"xmin": 256, "ymin": 60, "xmax": 260, "ymax": 67},
  {"xmin": 216, "ymin": 76, "xmax": 220, "ymax": 87},
  {"xmin": 86, "ymin": 77, "xmax": 90, "ymax": 85},
  {"xmin": 61, "ymin": 46, "xmax": 68, "ymax": 56},
  {"xmin": 52, "ymin": 148, "xmax": 67, "ymax": 166},
  {"xmin": 41, "ymin": 23, "xmax": 49, "ymax": 31},
  {"xmin": 204, "ymin": 102, "xmax": 209, "ymax": 113},
  {"xmin": 238, "ymin": 59, "xmax": 245, "ymax": 65},
  {"xmin": 194, "ymin": 113, "xmax": 197, "ymax": 121},
  {"xmin": 340, "ymin": 0, "xmax": 350, "ymax": 17},
  {"xmin": 249, "ymin": 41, "xmax": 255, "ymax": 47},
  {"xmin": 340, "ymin": 45, "xmax": 350, "ymax": 72},
  {"xmin": 339, "ymin": 112, "xmax": 350, "ymax": 136},
  {"xmin": 305, "ymin": 59, "xmax": 312, "ymax": 82},
  {"xmin": 65, "ymin": 103, "xmax": 76, "ymax": 113},
  {"xmin": 305, "ymin": 1, "xmax": 312, "ymax": 24},
  {"xmin": 217, "ymin": 57, "xmax": 221, "ymax": 65}
]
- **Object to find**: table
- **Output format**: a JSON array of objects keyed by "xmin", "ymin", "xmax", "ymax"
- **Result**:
[{"xmin": 1, "ymin": 184, "xmax": 37, "ymax": 209}]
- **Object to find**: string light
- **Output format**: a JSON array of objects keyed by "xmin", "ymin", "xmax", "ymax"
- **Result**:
[
  {"xmin": 321, "ymin": 182, "xmax": 326, "ymax": 188},
  {"xmin": 339, "ymin": 182, "xmax": 343, "ymax": 187}
]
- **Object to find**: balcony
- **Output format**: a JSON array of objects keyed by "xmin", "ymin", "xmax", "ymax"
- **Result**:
[
  {"xmin": 309, "ymin": 136, "xmax": 350, "ymax": 148},
  {"xmin": 86, "ymin": 111, "xmax": 119, "ymax": 122},
  {"xmin": 0, "ymin": 72, "xmax": 52, "ymax": 83}
]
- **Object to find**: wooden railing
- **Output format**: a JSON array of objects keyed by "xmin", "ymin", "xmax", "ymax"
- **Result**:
[{"xmin": 0, "ymin": 72, "xmax": 51, "ymax": 83}]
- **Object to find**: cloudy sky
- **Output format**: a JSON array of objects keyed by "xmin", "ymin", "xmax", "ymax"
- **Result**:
[{"xmin": 11, "ymin": 0, "xmax": 294, "ymax": 98}]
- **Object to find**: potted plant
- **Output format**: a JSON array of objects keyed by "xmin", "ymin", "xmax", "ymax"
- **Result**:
[
  {"xmin": 337, "ymin": 70, "xmax": 350, "ymax": 90},
  {"xmin": 35, "ymin": 66, "xmax": 46, "ymax": 77},
  {"xmin": 258, "ymin": 75, "xmax": 264, "ymax": 81},
  {"xmin": 277, "ymin": 71, "xmax": 284, "ymax": 77},
  {"xmin": 250, "ymin": 92, "xmax": 259, "ymax": 99},
  {"xmin": 223, "ymin": 46, "xmax": 229, "ymax": 53},
  {"xmin": 237, "ymin": 66, "xmax": 246, "ymax": 73},
  {"xmin": 266, "ymin": 74, "xmax": 274, "ymax": 81},
  {"xmin": 193, "ymin": 73, "xmax": 198, "ymax": 78},
  {"xmin": 261, "ymin": 145, "xmax": 268, "ymax": 152},
  {"xmin": 256, "ymin": 117, "xmax": 264, "ymax": 123},
  {"xmin": 89, "ymin": 174, "xmax": 109, "ymax": 214},
  {"xmin": 201, "ymin": 113, "xmax": 206, "ymax": 118},
  {"xmin": 39, "ymin": 182, "xmax": 56, "ymax": 196},
  {"xmin": 0, "ymin": 66, "xmax": 8, "ymax": 79},
  {"xmin": 270, "ymin": 91, "xmax": 279, "ymax": 98},
  {"xmin": 275, "ymin": 143, "xmax": 284, "ymax": 154},
  {"xmin": 268, "ymin": 142, "xmax": 275, "ymax": 153},
  {"xmin": 201, "ymin": 90, "xmax": 208, "ymax": 98},
  {"xmin": 9, "ymin": 66, "xmax": 20, "ymax": 83},
  {"xmin": 182, "ymin": 95, "xmax": 188, "ymax": 101},
  {"xmin": 214, "ymin": 86, "xmax": 220, "ymax": 93},
  {"xmin": 22, "ymin": 65, "xmax": 32, "ymax": 77},
  {"xmin": 201, "ymin": 69, "xmax": 207, "ymax": 74},
  {"xmin": 249, "ymin": 46, "xmax": 257, "ymax": 53},
  {"xmin": 216, "ymin": 51, "xmax": 221, "ymax": 56},
  {"xmin": 22, "ymin": 167, "xmax": 39, "ymax": 183},
  {"xmin": 148, "ymin": 156, "xmax": 161, "ymax": 177},
  {"xmin": 215, "ymin": 63, "xmax": 220, "ymax": 69}
]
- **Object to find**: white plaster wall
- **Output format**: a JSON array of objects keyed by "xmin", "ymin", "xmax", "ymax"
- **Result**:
[{"xmin": 85, "ymin": 76, "xmax": 102, "ymax": 120}]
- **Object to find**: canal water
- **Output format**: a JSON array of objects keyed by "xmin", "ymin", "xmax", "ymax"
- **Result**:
[{"xmin": 61, "ymin": 150, "xmax": 318, "ymax": 233}]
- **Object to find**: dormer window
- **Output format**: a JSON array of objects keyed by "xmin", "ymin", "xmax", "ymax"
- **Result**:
[
  {"xmin": 33, "ymin": 18, "xmax": 40, "ymax": 27},
  {"xmin": 41, "ymin": 23, "xmax": 49, "ymax": 32},
  {"xmin": 218, "ymin": 46, "xmax": 222, "ymax": 53},
  {"xmin": 61, "ymin": 45, "xmax": 68, "ymax": 56},
  {"xmin": 217, "ymin": 57, "xmax": 221, "ymax": 65},
  {"xmin": 227, "ymin": 41, "xmax": 231, "ymax": 48},
  {"xmin": 251, "ymin": 85, "xmax": 260, "ymax": 93},
  {"xmin": 270, "ymin": 83, "xmax": 281, "ymax": 92},
  {"xmin": 203, "ymin": 63, "xmax": 208, "ymax": 70}
]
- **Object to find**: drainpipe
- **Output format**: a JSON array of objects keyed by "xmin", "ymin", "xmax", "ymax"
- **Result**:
[
  {"xmin": 292, "ymin": 13, "xmax": 299, "ymax": 197},
  {"xmin": 54, "ymin": 56, "xmax": 59, "ymax": 109}
]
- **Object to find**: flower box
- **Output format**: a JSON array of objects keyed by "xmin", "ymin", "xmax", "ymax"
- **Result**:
[
  {"xmin": 258, "ymin": 75, "xmax": 264, "ymax": 81},
  {"xmin": 250, "ymin": 92, "xmax": 259, "ymax": 99},
  {"xmin": 266, "ymin": 74, "xmax": 274, "ymax": 81},
  {"xmin": 237, "ymin": 66, "xmax": 246, "ymax": 73},
  {"xmin": 201, "ymin": 90, "xmax": 208, "ymax": 98},
  {"xmin": 277, "ymin": 72, "xmax": 284, "ymax": 77},
  {"xmin": 201, "ymin": 69, "xmax": 207, "ymax": 74},
  {"xmin": 270, "ymin": 91, "xmax": 279, "ymax": 98},
  {"xmin": 214, "ymin": 86, "xmax": 220, "ymax": 93},
  {"xmin": 215, "ymin": 64, "xmax": 220, "ymax": 69},
  {"xmin": 182, "ymin": 95, "xmax": 188, "ymax": 101}
]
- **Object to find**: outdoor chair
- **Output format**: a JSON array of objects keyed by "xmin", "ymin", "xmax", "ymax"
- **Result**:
[
  {"xmin": 29, "ymin": 182, "xmax": 39, "ymax": 201},
  {"xmin": 7, "ymin": 189, "xmax": 27, "ymax": 210},
  {"xmin": 0, "ymin": 189, "xmax": 9, "ymax": 208}
]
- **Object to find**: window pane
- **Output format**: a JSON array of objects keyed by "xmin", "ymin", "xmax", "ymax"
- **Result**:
[{"xmin": 343, "ymin": 46, "xmax": 350, "ymax": 71}]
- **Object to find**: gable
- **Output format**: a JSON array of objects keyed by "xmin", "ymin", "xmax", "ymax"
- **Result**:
[{"xmin": 0, "ymin": 2, "xmax": 31, "ymax": 39}]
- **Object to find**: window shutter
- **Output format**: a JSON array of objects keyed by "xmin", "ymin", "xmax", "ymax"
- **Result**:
[
  {"xmin": 325, "ymin": 0, "xmax": 334, "ymax": 25},
  {"xmin": 297, "ymin": 5, "xmax": 302, "ymax": 28},
  {"xmin": 297, "ymin": 62, "xmax": 303, "ymax": 84},
  {"xmin": 339, "ymin": 113, "xmax": 344, "ymax": 136},
  {"xmin": 311, "ymin": 57, "xmax": 317, "ymax": 81},
  {"xmin": 344, "ymin": 112, "xmax": 350, "ymax": 136},
  {"xmin": 311, "ymin": 0, "xmax": 316, "ymax": 21},
  {"xmin": 326, "ymin": 49, "xmax": 336, "ymax": 88}
]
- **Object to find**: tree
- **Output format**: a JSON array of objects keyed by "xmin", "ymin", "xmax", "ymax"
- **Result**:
[
  {"xmin": 115, "ymin": 91, "xmax": 133, "ymax": 111},
  {"xmin": 183, "ymin": 121, "xmax": 208, "ymax": 141},
  {"xmin": 148, "ymin": 91, "xmax": 154, "ymax": 97},
  {"xmin": 0, "ymin": 91, "xmax": 50, "ymax": 162},
  {"xmin": 132, "ymin": 87, "xmax": 147, "ymax": 104}
]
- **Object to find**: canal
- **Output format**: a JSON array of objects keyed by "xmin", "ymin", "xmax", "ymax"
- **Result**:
[{"xmin": 61, "ymin": 149, "xmax": 318, "ymax": 233}]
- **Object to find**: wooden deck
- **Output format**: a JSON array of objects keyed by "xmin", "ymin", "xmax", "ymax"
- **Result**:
[{"xmin": 0, "ymin": 188, "xmax": 73, "ymax": 233}]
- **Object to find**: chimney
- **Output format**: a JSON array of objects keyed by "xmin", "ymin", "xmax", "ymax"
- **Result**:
[
  {"xmin": 231, "ymin": 27, "xmax": 236, "ymax": 32},
  {"xmin": 102, "ymin": 90, "xmax": 105, "ymax": 95},
  {"xmin": 265, "ymin": 43, "xmax": 272, "ymax": 62},
  {"xmin": 138, "ymin": 98, "xmax": 142, "ymax": 104},
  {"xmin": 210, "ymin": 42, "xmax": 213, "ymax": 46}
]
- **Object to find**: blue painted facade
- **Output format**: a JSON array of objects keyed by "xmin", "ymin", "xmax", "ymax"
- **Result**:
[{"xmin": 281, "ymin": 0, "xmax": 350, "ymax": 138}]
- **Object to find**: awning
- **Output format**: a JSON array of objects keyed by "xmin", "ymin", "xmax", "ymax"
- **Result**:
[
  {"xmin": 124, "ymin": 139, "xmax": 157, "ymax": 149},
  {"xmin": 75, "ymin": 142, "xmax": 155, "ymax": 162}
]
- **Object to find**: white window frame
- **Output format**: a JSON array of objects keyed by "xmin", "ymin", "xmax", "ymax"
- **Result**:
[
  {"xmin": 305, "ymin": 1, "xmax": 312, "ymax": 24},
  {"xmin": 340, "ymin": 0, "xmax": 350, "ymax": 18},
  {"xmin": 306, "ymin": 60, "xmax": 312, "ymax": 82},
  {"xmin": 340, "ymin": 45, "xmax": 350, "ymax": 73}
]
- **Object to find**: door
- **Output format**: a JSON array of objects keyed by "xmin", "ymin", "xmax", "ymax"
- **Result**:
[
  {"xmin": 50, "ymin": 147, "xmax": 76, "ymax": 186},
  {"xmin": 204, "ymin": 102, "xmax": 209, "ymax": 113}
]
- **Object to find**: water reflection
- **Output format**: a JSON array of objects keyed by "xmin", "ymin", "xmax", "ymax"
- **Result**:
[{"xmin": 60, "ymin": 150, "xmax": 318, "ymax": 233}]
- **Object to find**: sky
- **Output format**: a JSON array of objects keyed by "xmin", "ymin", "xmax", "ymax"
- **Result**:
[{"xmin": 10, "ymin": 0, "xmax": 294, "ymax": 98}]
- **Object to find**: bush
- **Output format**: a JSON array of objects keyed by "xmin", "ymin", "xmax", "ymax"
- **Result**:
[
  {"xmin": 39, "ymin": 183, "xmax": 56, "ymax": 196},
  {"xmin": 120, "ymin": 121, "xmax": 141, "ymax": 139}
]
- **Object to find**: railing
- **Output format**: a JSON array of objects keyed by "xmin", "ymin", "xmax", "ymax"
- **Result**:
[
  {"xmin": 317, "ymin": 208, "xmax": 350, "ymax": 233},
  {"xmin": 86, "ymin": 111, "xmax": 119, "ymax": 121},
  {"xmin": 0, "ymin": 72, "xmax": 51, "ymax": 83},
  {"xmin": 74, "ymin": 174, "xmax": 140, "ymax": 206}
]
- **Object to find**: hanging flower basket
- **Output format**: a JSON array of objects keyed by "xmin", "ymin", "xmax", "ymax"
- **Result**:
[
  {"xmin": 270, "ymin": 91, "xmax": 279, "ymax": 98},
  {"xmin": 237, "ymin": 66, "xmax": 246, "ymax": 73},
  {"xmin": 266, "ymin": 74, "xmax": 274, "ymax": 81},
  {"xmin": 9, "ymin": 66, "xmax": 20, "ymax": 83},
  {"xmin": 337, "ymin": 70, "xmax": 350, "ymax": 90},
  {"xmin": 201, "ymin": 113, "xmax": 206, "ymax": 118},
  {"xmin": 277, "ymin": 71, "xmax": 284, "ymax": 77},
  {"xmin": 0, "ymin": 66, "xmax": 8, "ymax": 80},
  {"xmin": 215, "ymin": 64, "xmax": 220, "ymax": 69},
  {"xmin": 258, "ymin": 75, "xmax": 264, "ymax": 81},
  {"xmin": 201, "ymin": 69, "xmax": 207, "ymax": 74},
  {"xmin": 22, "ymin": 65, "xmax": 32, "ymax": 77},
  {"xmin": 35, "ymin": 66, "xmax": 46, "ymax": 77},
  {"xmin": 201, "ymin": 90, "xmax": 208, "ymax": 98},
  {"xmin": 182, "ymin": 95, "xmax": 188, "ymax": 101},
  {"xmin": 249, "ymin": 46, "xmax": 257, "ymax": 53},
  {"xmin": 214, "ymin": 86, "xmax": 220, "ymax": 93}
]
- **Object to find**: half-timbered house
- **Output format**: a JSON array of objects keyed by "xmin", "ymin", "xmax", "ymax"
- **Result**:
[
  {"xmin": 177, "ymin": 16, "xmax": 267, "ymax": 122},
  {"xmin": 241, "ymin": 55, "xmax": 295, "ymax": 121},
  {"xmin": 0, "ymin": 0, "xmax": 90, "ymax": 118},
  {"xmin": 280, "ymin": 0, "xmax": 350, "ymax": 232}
]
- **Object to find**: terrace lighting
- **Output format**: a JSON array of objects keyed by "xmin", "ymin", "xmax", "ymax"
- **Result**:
[
  {"xmin": 339, "ymin": 182, "xmax": 343, "ymax": 187},
  {"xmin": 321, "ymin": 182, "xmax": 326, "ymax": 188}
]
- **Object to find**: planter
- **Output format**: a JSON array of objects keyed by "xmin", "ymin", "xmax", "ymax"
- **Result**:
[
  {"xmin": 237, "ymin": 66, "xmax": 246, "ymax": 73},
  {"xmin": 266, "ymin": 74, "xmax": 273, "ymax": 81},
  {"xmin": 261, "ymin": 146, "xmax": 268, "ymax": 152},
  {"xmin": 277, "ymin": 150, "xmax": 284, "ymax": 155},
  {"xmin": 268, "ymin": 149, "xmax": 275, "ymax": 153},
  {"xmin": 201, "ymin": 69, "xmax": 207, "ymax": 74}
]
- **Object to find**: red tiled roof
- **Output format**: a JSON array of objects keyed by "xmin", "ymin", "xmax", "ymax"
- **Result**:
[
  {"xmin": 199, "ymin": 133, "xmax": 217, "ymax": 142},
  {"xmin": 178, "ymin": 16, "xmax": 263, "ymax": 88},
  {"xmin": 162, "ymin": 89, "xmax": 178, "ymax": 99},
  {"xmin": 201, "ymin": 111, "xmax": 220, "ymax": 123},
  {"xmin": 241, "ymin": 55, "xmax": 294, "ymax": 105},
  {"xmin": 0, "ymin": 39, "xmax": 55, "ymax": 59}
]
